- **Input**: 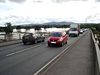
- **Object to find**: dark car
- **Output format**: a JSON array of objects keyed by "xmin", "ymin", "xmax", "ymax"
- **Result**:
[
  {"xmin": 22, "ymin": 33, "xmax": 45, "ymax": 45},
  {"xmin": 47, "ymin": 32, "xmax": 68, "ymax": 47}
]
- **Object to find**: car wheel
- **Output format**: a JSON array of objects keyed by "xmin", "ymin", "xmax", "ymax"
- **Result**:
[
  {"xmin": 42, "ymin": 39, "xmax": 45, "ymax": 42},
  {"xmin": 76, "ymin": 35, "xmax": 78, "ymax": 37},
  {"xmin": 48, "ymin": 44, "xmax": 51, "ymax": 47},
  {"xmin": 65, "ymin": 41, "xmax": 67, "ymax": 44},
  {"xmin": 69, "ymin": 35, "xmax": 70, "ymax": 37},
  {"xmin": 69, "ymin": 34, "xmax": 71, "ymax": 37},
  {"xmin": 60, "ymin": 42, "xmax": 64, "ymax": 47},
  {"xmin": 23, "ymin": 42, "xmax": 26, "ymax": 45},
  {"xmin": 34, "ymin": 40, "xmax": 37, "ymax": 44}
]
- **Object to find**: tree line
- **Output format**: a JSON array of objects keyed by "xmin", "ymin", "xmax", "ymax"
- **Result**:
[
  {"xmin": 0, "ymin": 23, "xmax": 70, "ymax": 32},
  {"xmin": 0, "ymin": 22, "xmax": 100, "ymax": 34},
  {"xmin": 80, "ymin": 23, "xmax": 100, "ymax": 32}
]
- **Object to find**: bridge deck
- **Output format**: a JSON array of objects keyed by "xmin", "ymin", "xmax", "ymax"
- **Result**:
[{"xmin": 41, "ymin": 31, "xmax": 95, "ymax": 75}]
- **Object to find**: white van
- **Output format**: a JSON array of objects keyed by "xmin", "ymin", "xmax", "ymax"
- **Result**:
[{"xmin": 69, "ymin": 24, "xmax": 80, "ymax": 37}]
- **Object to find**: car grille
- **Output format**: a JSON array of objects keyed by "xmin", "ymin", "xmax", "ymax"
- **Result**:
[{"xmin": 50, "ymin": 39, "xmax": 58, "ymax": 41}]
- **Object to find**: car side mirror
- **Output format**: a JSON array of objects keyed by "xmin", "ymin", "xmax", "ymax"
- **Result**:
[{"xmin": 62, "ymin": 35, "xmax": 65, "ymax": 37}]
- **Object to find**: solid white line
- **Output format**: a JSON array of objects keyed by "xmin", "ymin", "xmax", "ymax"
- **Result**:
[
  {"xmin": 33, "ymin": 45, "xmax": 71, "ymax": 75},
  {"xmin": 33, "ymin": 31, "xmax": 88, "ymax": 75},
  {"xmin": 6, "ymin": 44, "xmax": 41, "ymax": 57}
]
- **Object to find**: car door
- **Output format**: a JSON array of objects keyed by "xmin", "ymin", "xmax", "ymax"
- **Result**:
[
  {"xmin": 37, "ymin": 34, "xmax": 42, "ymax": 42},
  {"xmin": 62, "ymin": 33, "xmax": 68, "ymax": 44},
  {"xmin": 64, "ymin": 34, "xmax": 68, "ymax": 43}
]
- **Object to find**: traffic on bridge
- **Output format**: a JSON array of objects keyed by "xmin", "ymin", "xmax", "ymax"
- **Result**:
[{"xmin": 0, "ymin": 0, "xmax": 100, "ymax": 75}]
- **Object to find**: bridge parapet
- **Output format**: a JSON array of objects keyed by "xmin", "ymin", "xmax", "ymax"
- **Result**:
[{"xmin": 91, "ymin": 31, "xmax": 100, "ymax": 75}]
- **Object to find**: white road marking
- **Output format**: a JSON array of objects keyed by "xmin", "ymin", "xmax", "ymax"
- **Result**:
[
  {"xmin": 33, "ymin": 32, "xmax": 87, "ymax": 75},
  {"xmin": 6, "ymin": 44, "xmax": 41, "ymax": 57},
  {"xmin": 33, "ymin": 44, "xmax": 72, "ymax": 75}
]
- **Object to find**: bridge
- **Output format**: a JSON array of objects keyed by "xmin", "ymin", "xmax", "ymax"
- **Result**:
[
  {"xmin": 0, "ymin": 30, "xmax": 99, "ymax": 75},
  {"xmin": 34, "ymin": 30, "xmax": 100, "ymax": 75}
]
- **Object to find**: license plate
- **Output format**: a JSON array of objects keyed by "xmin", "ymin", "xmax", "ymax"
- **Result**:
[{"xmin": 51, "ymin": 42, "xmax": 56, "ymax": 44}]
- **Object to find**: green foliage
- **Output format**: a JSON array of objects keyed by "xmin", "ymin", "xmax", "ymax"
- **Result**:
[
  {"xmin": 34, "ymin": 26, "xmax": 41, "ymax": 30},
  {"xmin": 24, "ymin": 26, "xmax": 30, "ymax": 30},
  {"xmin": 80, "ymin": 23, "xmax": 100, "ymax": 41},
  {"xmin": 16, "ymin": 26, "xmax": 22, "ymax": 29},
  {"xmin": 0, "ymin": 27, "xmax": 5, "ymax": 32},
  {"xmin": 15, "ymin": 24, "xmax": 69, "ymax": 29},
  {"xmin": 80, "ymin": 23, "xmax": 100, "ymax": 32},
  {"xmin": 5, "ymin": 22, "xmax": 13, "ymax": 34}
]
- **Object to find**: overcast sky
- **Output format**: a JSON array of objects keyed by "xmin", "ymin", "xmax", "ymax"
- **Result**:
[{"xmin": 0, "ymin": 0, "xmax": 100, "ymax": 26}]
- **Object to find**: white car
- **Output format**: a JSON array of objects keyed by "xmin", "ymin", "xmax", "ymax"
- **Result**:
[
  {"xmin": 80, "ymin": 29, "xmax": 84, "ymax": 34},
  {"xmin": 69, "ymin": 28, "xmax": 79, "ymax": 37}
]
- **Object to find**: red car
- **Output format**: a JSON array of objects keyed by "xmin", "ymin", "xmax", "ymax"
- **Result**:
[{"xmin": 47, "ymin": 32, "xmax": 68, "ymax": 47}]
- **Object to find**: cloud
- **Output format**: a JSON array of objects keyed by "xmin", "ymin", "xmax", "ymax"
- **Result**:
[
  {"xmin": 0, "ymin": 0, "xmax": 6, "ymax": 3},
  {"xmin": 9, "ymin": 0, "xmax": 26, "ymax": 3},
  {"xmin": 53, "ymin": 0, "xmax": 88, "ymax": 3},
  {"xmin": 96, "ymin": 0, "xmax": 100, "ymax": 2},
  {"xmin": 33, "ymin": 0, "xmax": 43, "ymax": 3}
]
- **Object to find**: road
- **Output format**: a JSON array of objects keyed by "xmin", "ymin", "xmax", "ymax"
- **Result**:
[
  {"xmin": 39, "ymin": 30, "xmax": 95, "ymax": 75},
  {"xmin": 0, "ymin": 32, "xmax": 86, "ymax": 75}
]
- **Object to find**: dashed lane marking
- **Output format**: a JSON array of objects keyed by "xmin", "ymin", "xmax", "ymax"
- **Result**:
[{"xmin": 6, "ymin": 44, "xmax": 42, "ymax": 57}]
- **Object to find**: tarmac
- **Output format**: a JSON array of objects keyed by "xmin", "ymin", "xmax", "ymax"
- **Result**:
[
  {"xmin": 0, "ymin": 39, "xmax": 22, "ymax": 47},
  {"xmin": 40, "ymin": 31, "xmax": 95, "ymax": 75}
]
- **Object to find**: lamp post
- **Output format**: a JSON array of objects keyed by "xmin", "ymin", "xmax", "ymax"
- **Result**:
[
  {"xmin": 85, "ymin": 15, "xmax": 96, "ymax": 23},
  {"xmin": 85, "ymin": 16, "xmax": 92, "ymax": 23},
  {"xmin": 4, "ymin": 23, "xmax": 7, "ymax": 41}
]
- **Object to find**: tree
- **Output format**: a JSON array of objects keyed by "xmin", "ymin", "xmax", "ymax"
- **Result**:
[
  {"xmin": 5, "ymin": 22, "xmax": 13, "ymax": 34},
  {"xmin": 34, "ymin": 26, "xmax": 41, "ymax": 31},
  {"xmin": 0, "ymin": 27, "xmax": 5, "ymax": 32},
  {"xmin": 24, "ymin": 26, "xmax": 30, "ymax": 32},
  {"xmin": 16, "ymin": 26, "xmax": 22, "ymax": 39},
  {"xmin": 4, "ymin": 22, "xmax": 13, "ymax": 40}
]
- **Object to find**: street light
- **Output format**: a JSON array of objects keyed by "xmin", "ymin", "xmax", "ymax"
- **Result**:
[
  {"xmin": 85, "ymin": 15, "xmax": 97, "ymax": 23},
  {"xmin": 4, "ymin": 23, "xmax": 7, "ymax": 40},
  {"xmin": 85, "ymin": 16, "xmax": 92, "ymax": 23}
]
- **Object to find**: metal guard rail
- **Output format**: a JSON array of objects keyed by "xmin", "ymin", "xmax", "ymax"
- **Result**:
[{"xmin": 91, "ymin": 31, "xmax": 100, "ymax": 75}]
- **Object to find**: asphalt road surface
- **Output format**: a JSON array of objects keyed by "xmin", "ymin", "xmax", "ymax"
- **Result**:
[
  {"xmin": 0, "ymin": 32, "xmax": 86, "ymax": 75},
  {"xmin": 40, "ymin": 30, "xmax": 95, "ymax": 75}
]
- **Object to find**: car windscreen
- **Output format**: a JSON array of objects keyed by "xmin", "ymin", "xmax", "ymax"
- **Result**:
[
  {"xmin": 24, "ymin": 33, "xmax": 33, "ymax": 36},
  {"xmin": 70, "ymin": 28, "xmax": 77, "ymax": 31},
  {"xmin": 51, "ymin": 32, "xmax": 62, "ymax": 37}
]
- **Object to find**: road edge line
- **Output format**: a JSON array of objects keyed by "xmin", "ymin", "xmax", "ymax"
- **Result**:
[{"xmin": 33, "ymin": 31, "xmax": 88, "ymax": 75}]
